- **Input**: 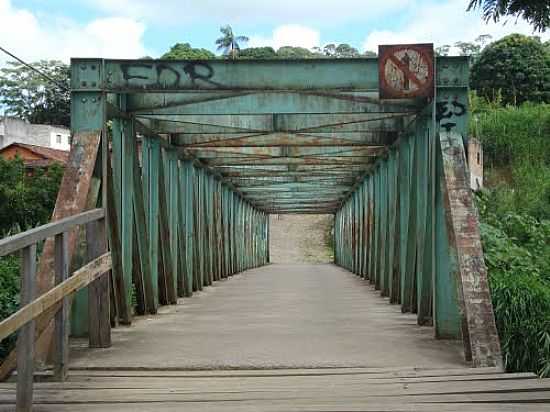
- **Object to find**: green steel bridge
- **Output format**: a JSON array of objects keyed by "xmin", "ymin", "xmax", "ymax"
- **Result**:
[{"xmin": 1, "ymin": 46, "xmax": 548, "ymax": 411}]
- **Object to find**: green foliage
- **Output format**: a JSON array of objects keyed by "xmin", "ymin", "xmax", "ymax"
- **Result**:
[
  {"xmin": 0, "ymin": 157, "xmax": 63, "ymax": 235},
  {"xmin": 0, "ymin": 255, "xmax": 20, "ymax": 359},
  {"xmin": 0, "ymin": 158, "xmax": 62, "ymax": 359},
  {"xmin": 276, "ymin": 46, "xmax": 315, "ymax": 59},
  {"xmin": 470, "ymin": 34, "xmax": 550, "ymax": 105},
  {"xmin": 161, "ymin": 43, "xmax": 216, "ymax": 60},
  {"xmin": 0, "ymin": 60, "xmax": 70, "ymax": 127},
  {"xmin": 477, "ymin": 194, "xmax": 550, "ymax": 376},
  {"xmin": 319, "ymin": 43, "xmax": 361, "ymax": 58},
  {"xmin": 470, "ymin": 99, "xmax": 550, "ymax": 219},
  {"xmin": 238, "ymin": 47, "xmax": 277, "ymax": 59},
  {"xmin": 473, "ymin": 99, "xmax": 550, "ymax": 376},
  {"xmin": 468, "ymin": 0, "xmax": 550, "ymax": 32}
]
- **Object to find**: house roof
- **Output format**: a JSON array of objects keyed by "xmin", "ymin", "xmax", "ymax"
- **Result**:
[{"xmin": 0, "ymin": 142, "xmax": 69, "ymax": 165}]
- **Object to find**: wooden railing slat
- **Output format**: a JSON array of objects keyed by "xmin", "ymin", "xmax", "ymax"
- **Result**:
[
  {"xmin": 0, "ymin": 253, "xmax": 112, "ymax": 342},
  {"xmin": 0, "ymin": 209, "xmax": 104, "ymax": 257},
  {"xmin": 53, "ymin": 232, "xmax": 69, "ymax": 381},
  {"xmin": 16, "ymin": 244, "xmax": 36, "ymax": 412}
]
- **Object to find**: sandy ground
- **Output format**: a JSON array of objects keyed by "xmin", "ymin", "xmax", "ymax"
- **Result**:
[{"xmin": 269, "ymin": 214, "xmax": 333, "ymax": 263}]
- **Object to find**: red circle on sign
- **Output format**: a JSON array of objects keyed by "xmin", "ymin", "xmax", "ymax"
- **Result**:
[{"xmin": 378, "ymin": 44, "xmax": 434, "ymax": 99}]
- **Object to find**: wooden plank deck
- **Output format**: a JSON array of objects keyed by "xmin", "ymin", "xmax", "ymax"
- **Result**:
[
  {"xmin": 1, "ymin": 367, "xmax": 548, "ymax": 411},
  {"xmin": 2, "ymin": 264, "xmax": 548, "ymax": 410}
]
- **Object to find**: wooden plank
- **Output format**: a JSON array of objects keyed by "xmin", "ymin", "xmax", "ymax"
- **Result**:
[
  {"xmin": 0, "ymin": 254, "xmax": 112, "ymax": 342},
  {"xmin": 16, "ymin": 244, "xmax": 36, "ymax": 412},
  {"xmin": 53, "ymin": 233, "xmax": 69, "ymax": 381},
  {"xmin": 0, "ymin": 209, "xmax": 104, "ymax": 257},
  {"xmin": 87, "ymin": 220, "xmax": 111, "ymax": 348}
]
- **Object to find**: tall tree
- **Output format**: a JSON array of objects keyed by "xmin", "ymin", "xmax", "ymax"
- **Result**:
[
  {"xmin": 0, "ymin": 60, "xmax": 70, "ymax": 126},
  {"xmin": 471, "ymin": 33, "xmax": 550, "ymax": 105},
  {"xmin": 215, "ymin": 25, "xmax": 249, "ymax": 59},
  {"xmin": 468, "ymin": 0, "xmax": 550, "ymax": 32},
  {"xmin": 161, "ymin": 43, "xmax": 216, "ymax": 59}
]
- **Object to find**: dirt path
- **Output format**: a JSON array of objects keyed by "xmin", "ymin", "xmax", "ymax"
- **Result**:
[{"xmin": 269, "ymin": 214, "xmax": 333, "ymax": 263}]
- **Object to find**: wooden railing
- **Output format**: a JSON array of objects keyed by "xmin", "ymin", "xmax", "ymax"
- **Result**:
[{"xmin": 0, "ymin": 208, "xmax": 112, "ymax": 412}]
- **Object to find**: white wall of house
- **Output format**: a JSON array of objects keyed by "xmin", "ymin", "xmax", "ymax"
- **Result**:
[
  {"xmin": 0, "ymin": 116, "xmax": 70, "ymax": 150},
  {"xmin": 49, "ymin": 131, "xmax": 71, "ymax": 150}
]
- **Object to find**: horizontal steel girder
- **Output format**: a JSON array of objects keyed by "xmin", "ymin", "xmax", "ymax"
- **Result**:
[
  {"xmin": 127, "ymin": 91, "xmax": 421, "ymax": 115},
  {"xmin": 137, "ymin": 113, "xmax": 411, "ymax": 134},
  {"xmin": 181, "ymin": 146, "xmax": 385, "ymax": 158},
  {"xmin": 172, "ymin": 132, "xmax": 398, "ymax": 147},
  {"xmin": 73, "ymin": 56, "xmax": 468, "ymax": 93},
  {"xmin": 201, "ymin": 156, "xmax": 375, "ymax": 166},
  {"xmin": 84, "ymin": 58, "xmax": 383, "ymax": 92}
]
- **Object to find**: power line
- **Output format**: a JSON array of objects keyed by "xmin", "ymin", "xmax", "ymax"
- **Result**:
[{"xmin": 0, "ymin": 45, "xmax": 70, "ymax": 92}]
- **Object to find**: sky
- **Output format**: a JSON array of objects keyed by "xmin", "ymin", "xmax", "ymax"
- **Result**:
[{"xmin": 0, "ymin": 0, "xmax": 549, "ymax": 65}]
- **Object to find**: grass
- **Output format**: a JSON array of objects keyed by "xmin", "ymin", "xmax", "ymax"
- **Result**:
[{"xmin": 472, "ymin": 97, "xmax": 550, "ymax": 376}]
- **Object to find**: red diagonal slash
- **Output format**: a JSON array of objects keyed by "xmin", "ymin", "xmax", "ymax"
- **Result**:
[{"xmin": 387, "ymin": 54, "xmax": 423, "ymax": 88}]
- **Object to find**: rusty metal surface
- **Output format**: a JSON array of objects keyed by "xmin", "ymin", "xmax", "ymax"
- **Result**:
[{"xmin": 379, "ymin": 44, "xmax": 434, "ymax": 99}]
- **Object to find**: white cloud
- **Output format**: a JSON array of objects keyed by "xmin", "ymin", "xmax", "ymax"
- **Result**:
[
  {"xmin": 0, "ymin": 0, "xmax": 149, "ymax": 66},
  {"xmin": 90, "ymin": 0, "xmax": 413, "ymax": 26},
  {"xmin": 362, "ymin": 0, "xmax": 550, "ymax": 53},
  {"xmin": 249, "ymin": 25, "xmax": 321, "ymax": 50}
]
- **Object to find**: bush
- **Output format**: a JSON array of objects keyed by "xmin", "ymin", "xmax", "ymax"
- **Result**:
[
  {"xmin": 477, "ymin": 192, "xmax": 550, "ymax": 376},
  {"xmin": 0, "ymin": 255, "xmax": 20, "ymax": 359},
  {"xmin": 471, "ymin": 100, "xmax": 550, "ymax": 220},
  {"xmin": 0, "ymin": 157, "xmax": 63, "ymax": 235},
  {"xmin": 0, "ymin": 158, "xmax": 63, "ymax": 359}
]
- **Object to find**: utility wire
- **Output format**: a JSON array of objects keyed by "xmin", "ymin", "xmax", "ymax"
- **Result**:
[{"xmin": 0, "ymin": 45, "xmax": 70, "ymax": 92}]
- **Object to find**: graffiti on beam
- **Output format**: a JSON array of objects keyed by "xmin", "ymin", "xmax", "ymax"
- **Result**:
[
  {"xmin": 437, "ymin": 96, "xmax": 466, "ymax": 132},
  {"xmin": 118, "ymin": 62, "xmax": 219, "ymax": 88}
]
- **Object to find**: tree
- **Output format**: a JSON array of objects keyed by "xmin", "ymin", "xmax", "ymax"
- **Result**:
[
  {"xmin": 276, "ymin": 46, "xmax": 315, "ymax": 59},
  {"xmin": 323, "ymin": 43, "xmax": 361, "ymax": 58},
  {"xmin": 238, "ymin": 47, "xmax": 277, "ymax": 59},
  {"xmin": 436, "ymin": 45, "xmax": 451, "ymax": 56},
  {"xmin": 0, "ymin": 60, "xmax": 70, "ymax": 127},
  {"xmin": 362, "ymin": 50, "xmax": 377, "ymax": 57},
  {"xmin": 470, "ymin": 34, "xmax": 550, "ymax": 105},
  {"xmin": 161, "ymin": 43, "xmax": 215, "ymax": 60},
  {"xmin": 468, "ymin": 0, "xmax": 550, "ymax": 32},
  {"xmin": 454, "ymin": 41, "xmax": 481, "ymax": 56},
  {"xmin": 0, "ymin": 157, "xmax": 63, "ymax": 235},
  {"xmin": 215, "ymin": 25, "xmax": 249, "ymax": 59}
]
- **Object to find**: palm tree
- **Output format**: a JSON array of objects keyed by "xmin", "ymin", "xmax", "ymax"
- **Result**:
[{"xmin": 215, "ymin": 25, "xmax": 249, "ymax": 59}]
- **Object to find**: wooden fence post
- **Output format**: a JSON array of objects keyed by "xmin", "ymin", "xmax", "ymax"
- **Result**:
[
  {"xmin": 54, "ymin": 232, "xmax": 69, "ymax": 381},
  {"xmin": 16, "ymin": 244, "xmax": 36, "ymax": 412}
]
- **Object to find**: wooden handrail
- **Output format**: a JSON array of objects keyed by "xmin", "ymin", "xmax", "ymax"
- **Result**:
[
  {"xmin": 0, "ymin": 252, "xmax": 112, "ymax": 342},
  {"xmin": 0, "ymin": 208, "xmax": 104, "ymax": 257}
]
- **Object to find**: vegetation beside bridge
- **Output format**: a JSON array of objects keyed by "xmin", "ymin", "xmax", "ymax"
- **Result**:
[{"xmin": 473, "ymin": 100, "xmax": 550, "ymax": 376}]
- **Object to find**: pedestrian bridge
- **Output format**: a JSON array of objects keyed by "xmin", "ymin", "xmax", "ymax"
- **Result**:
[{"xmin": 1, "ymin": 46, "xmax": 548, "ymax": 411}]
